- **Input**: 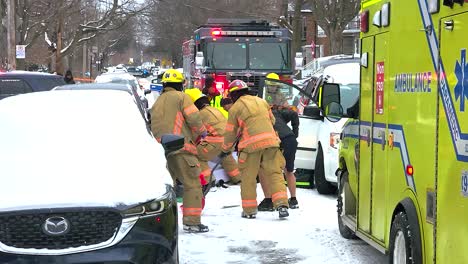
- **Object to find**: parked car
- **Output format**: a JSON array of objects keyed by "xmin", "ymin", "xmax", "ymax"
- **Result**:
[
  {"xmin": 95, "ymin": 73, "xmax": 151, "ymax": 112},
  {"xmin": 299, "ymin": 58, "xmax": 360, "ymax": 194},
  {"xmin": 0, "ymin": 90, "xmax": 178, "ymax": 263},
  {"xmin": 54, "ymin": 83, "xmax": 151, "ymax": 123},
  {"xmin": 0, "ymin": 71, "xmax": 65, "ymax": 100}
]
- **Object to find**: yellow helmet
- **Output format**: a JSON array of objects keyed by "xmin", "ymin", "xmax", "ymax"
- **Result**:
[
  {"xmin": 265, "ymin": 72, "xmax": 281, "ymax": 86},
  {"xmin": 162, "ymin": 69, "xmax": 184, "ymax": 83},
  {"xmin": 266, "ymin": 72, "xmax": 280, "ymax": 80},
  {"xmin": 184, "ymin": 88, "xmax": 204, "ymax": 103}
]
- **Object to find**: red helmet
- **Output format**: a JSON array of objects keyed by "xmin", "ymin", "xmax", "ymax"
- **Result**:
[{"xmin": 228, "ymin": 80, "xmax": 249, "ymax": 93}]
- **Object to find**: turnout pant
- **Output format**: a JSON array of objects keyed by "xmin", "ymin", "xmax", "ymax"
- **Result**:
[
  {"xmin": 166, "ymin": 152, "xmax": 203, "ymax": 225},
  {"xmin": 197, "ymin": 142, "xmax": 241, "ymax": 184},
  {"xmin": 238, "ymin": 147, "xmax": 289, "ymax": 215}
]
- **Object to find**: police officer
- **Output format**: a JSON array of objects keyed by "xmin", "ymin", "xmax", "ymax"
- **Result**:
[{"xmin": 150, "ymin": 69, "xmax": 209, "ymax": 233}]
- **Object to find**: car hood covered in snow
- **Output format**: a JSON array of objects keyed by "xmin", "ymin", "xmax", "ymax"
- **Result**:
[{"xmin": 0, "ymin": 90, "xmax": 172, "ymax": 212}]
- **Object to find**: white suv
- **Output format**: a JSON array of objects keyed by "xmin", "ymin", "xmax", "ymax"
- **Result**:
[
  {"xmin": 306, "ymin": 60, "xmax": 360, "ymax": 194},
  {"xmin": 260, "ymin": 57, "xmax": 359, "ymax": 194}
]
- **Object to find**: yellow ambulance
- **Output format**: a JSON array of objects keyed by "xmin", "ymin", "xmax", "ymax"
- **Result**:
[{"xmin": 333, "ymin": 0, "xmax": 468, "ymax": 263}]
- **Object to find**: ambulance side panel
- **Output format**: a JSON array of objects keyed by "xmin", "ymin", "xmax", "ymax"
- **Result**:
[
  {"xmin": 385, "ymin": 2, "xmax": 437, "ymax": 262},
  {"xmin": 358, "ymin": 36, "xmax": 374, "ymax": 234},
  {"xmin": 436, "ymin": 9, "xmax": 468, "ymax": 263}
]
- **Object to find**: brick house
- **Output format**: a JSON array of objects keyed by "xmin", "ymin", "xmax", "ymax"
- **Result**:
[{"xmin": 289, "ymin": 4, "xmax": 360, "ymax": 65}]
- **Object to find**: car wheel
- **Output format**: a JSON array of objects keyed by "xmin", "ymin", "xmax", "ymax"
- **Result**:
[
  {"xmin": 314, "ymin": 145, "xmax": 337, "ymax": 194},
  {"xmin": 337, "ymin": 171, "xmax": 356, "ymax": 239},
  {"xmin": 389, "ymin": 211, "xmax": 422, "ymax": 264}
]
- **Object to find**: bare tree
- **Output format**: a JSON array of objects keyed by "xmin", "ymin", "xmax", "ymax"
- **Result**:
[
  {"xmin": 291, "ymin": 0, "xmax": 306, "ymax": 56},
  {"xmin": 309, "ymin": 0, "xmax": 359, "ymax": 55},
  {"xmin": 145, "ymin": 0, "xmax": 280, "ymax": 66}
]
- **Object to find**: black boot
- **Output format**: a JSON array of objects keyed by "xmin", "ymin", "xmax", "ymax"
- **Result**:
[
  {"xmin": 278, "ymin": 206, "xmax": 289, "ymax": 218},
  {"xmin": 288, "ymin": 197, "xmax": 299, "ymax": 209},
  {"xmin": 183, "ymin": 224, "xmax": 209, "ymax": 233},
  {"xmin": 258, "ymin": 198, "xmax": 274, "ymax": 212}
]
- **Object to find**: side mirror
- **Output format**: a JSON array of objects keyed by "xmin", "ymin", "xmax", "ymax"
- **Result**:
[
  {"xmin": 144, "ymin": 89, "xmax": 152, "ymax": 95},
  {"xmin": 320, "ymin": 83, "xmax": 341, "ymax": 110},
  {"xmin": 303, "ymin": 105, "xmax": 322, "ymax": 120},
  {"xmin": 195, "ymin": 52, "xmax": 205, "ymax": 68},
  {"xmin": 324, "ymin": 102, "xmax": 344, "ymax": 122},
  {"xmin": 295, "ymin": 52, "xmax": 304, "ymax": 71},
  {"xmin": 161, "ymin": 134, "xmax": 185, "ymax": 157}
]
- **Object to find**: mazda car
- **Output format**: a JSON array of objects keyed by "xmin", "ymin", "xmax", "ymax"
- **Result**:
[{"xmin": 0, "ymin": 90, "xmax": 178, "ymax": 263}]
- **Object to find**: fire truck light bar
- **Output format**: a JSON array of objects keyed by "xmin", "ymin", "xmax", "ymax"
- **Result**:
[{"xmin": 214, "ymin": 30, "xmax": 281, "ymax": 37}]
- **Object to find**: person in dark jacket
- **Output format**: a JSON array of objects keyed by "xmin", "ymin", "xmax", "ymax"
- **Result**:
[
  {"xmin": 258, "ymin": 105, "xmax": 300, "ymax": 210},
  {"xmin": 64, "ymin": 70, "xmax": 75, "ymax": 84}
]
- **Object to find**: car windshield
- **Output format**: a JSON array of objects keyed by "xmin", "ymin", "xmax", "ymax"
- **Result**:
[
  {"xmin": 249, "ymin": 43, "xmax": 290, "ymax": 71},
  {"xmin": 206, "ymin": 42, "xmax": 247, "ymax": 70}
]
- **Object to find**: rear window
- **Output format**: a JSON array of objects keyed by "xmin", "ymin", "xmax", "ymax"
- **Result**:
[
  {"xmin": 0, "ymin": 79, "xmax": 33, "ymax": 99},
  {"xmin": 32, "ymin": 78, "xmax": 66, "ymax": 91}
]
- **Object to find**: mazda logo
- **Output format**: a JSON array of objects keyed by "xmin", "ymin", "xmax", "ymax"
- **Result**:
[{"xmin": 42, "ymin": 217, "xmax": 70, "ymax": 236}]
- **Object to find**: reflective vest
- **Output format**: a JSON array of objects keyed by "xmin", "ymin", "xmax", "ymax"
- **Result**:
[{"xmin": 210, "ymin": 95, "xmax": 229, "ymax": 118}]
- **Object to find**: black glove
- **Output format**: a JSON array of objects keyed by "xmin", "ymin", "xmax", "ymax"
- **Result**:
[{"xmin": 218, "ymin": 151, "xmax": 231, "ymax": 159}]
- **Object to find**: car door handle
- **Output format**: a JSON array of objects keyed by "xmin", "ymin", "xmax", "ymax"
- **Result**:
[{"xmin": 379, "ymin": 131, "xmax": 386, "ymax": 151}]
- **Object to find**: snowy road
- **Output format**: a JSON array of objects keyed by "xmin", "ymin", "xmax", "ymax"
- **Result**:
[{"xmin": 178, "ymin": 185, "xmax": 388, "ymax": 264}]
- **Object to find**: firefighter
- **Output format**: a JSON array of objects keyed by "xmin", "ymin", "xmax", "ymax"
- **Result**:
[
  {"xmin": 264, "ymin": 73, "xmax": 288, "ymax": 107},
  {"xmin": 258, "ymin": 104, "xmax": 300, "ymax": 211},
  {"xmin": 150, "ymin": 69, "xmax": 209, "ymax": 233},
  {"xmin": 221, "ymin": 80, "xmax": 289, "ymax": 219},
  {"xmin": 184, "ymin": 88, "xmax": 241, "ymax": 185}
]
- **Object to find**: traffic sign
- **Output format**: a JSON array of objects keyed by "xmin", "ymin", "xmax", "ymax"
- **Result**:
[{"xmin": 16, "ymin": 45, "xmax": 26, "ymax": 59}]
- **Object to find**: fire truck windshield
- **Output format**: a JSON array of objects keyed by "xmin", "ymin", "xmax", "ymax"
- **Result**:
[
  {"xmin": 204, "ymin": 42, "xmax": 290, "ymax": 71},
  {"xmin": 206, "ymin": 43, "xmax": 247, "ymax": 70},
  {"xmin": 249, "ymin": 43, "xmax": 289, "ymax": 71}
]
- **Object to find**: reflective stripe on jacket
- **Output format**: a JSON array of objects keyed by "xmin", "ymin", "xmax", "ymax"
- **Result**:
[
  {"xmin": 223, "ymin": 95, "xmax": 280, "ymax": 153},
  {"xmin": 150, "ymin": 87, "xmax": 206, "ymax": 154}
]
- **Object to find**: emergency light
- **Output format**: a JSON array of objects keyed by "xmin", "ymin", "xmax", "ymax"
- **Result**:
[
  {"xmin": 211, "ymin": 29, "xmax": 281, "ymax": 37},
  {"xmin": 360, "ymin": 10, "xmax": 369, "ymax": 33},
  {"xmin": 429, "ymin": 0, "xmax": 440, "ymax": 13},
  {"xmin": 211, "ymin": 29, "xmax": 222, "ymax": 36},
  {"xmin": 381, "ymin": 3, "xmax": 390, "ymax": 27}
]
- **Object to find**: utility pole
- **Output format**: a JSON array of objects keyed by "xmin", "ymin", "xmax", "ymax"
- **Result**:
[{"xmin": 7, "ymin": 0, "xmax": 16, "ymax": 70}]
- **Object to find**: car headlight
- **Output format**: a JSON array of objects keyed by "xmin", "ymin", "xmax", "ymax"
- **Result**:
[{"xmin": 122, "ymin": 185, "xmax": 174, "ymax": 217}]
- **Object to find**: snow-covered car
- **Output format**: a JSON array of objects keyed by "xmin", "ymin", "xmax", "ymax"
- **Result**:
[
  {"xmin": 95, "ymin": 72, "xmax": 151, "ymax": 113},
  {"xmin": 304, "ymin": 59, "xmax": 360, "ymax": 194},
  {"xmin": 53, "ymin": 83, "xmax": 151, "ymax": 123},
  {"xmin": 0, "ymin": 90, "xmax": 178, "ymax": 263}
]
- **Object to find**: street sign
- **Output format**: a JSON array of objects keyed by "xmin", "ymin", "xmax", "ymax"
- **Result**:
[{"xmin": 16, "ymin": 45, "xmax": 26, "ymax": 59}]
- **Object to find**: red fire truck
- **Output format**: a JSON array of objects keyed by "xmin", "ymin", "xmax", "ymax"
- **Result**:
[{"xmin": 183, "ymin": 19, "xmax": 300, "ymax": 95}]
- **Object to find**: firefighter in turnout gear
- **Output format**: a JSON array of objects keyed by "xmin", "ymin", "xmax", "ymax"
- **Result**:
[
  {"xmin": 184, "ymin": 88, "xmax": 241, "ymax": 185},
  {"xmin": 264, "ymin": 73, "xmax": 288, "ymax": 107},
  {"xmin": 222, "ymin": 80, "xmax": 289, "ymax": 219},
  {"xmin": 150, "ymin": 69, "xmax": 209, "ymax": 233}
]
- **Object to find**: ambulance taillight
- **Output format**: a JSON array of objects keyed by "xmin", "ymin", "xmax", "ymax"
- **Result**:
[{"xmin": 360, "ymin": 10, "xmax": 369, "ymax": 33}]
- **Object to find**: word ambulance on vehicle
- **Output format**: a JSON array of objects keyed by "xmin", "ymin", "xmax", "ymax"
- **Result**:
[{"xmin": 332, "ymin": 0, "xmax": 468, "ymax": 263}]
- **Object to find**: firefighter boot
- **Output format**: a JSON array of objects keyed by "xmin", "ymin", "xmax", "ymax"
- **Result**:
[
  {"xmin": 183, "ymin": 224, "xmax": 209, "ymax": 233},
  {"xmin": 258, "ymin": 198, "xmax": 274, "ymax": 212},
  {"xmin": 241, "ymin": 211, "xmax": 257, "ymax": 219},
  {"xmin": 278, "ymin": 206, "xmax": 289, "ymax": 218}
]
